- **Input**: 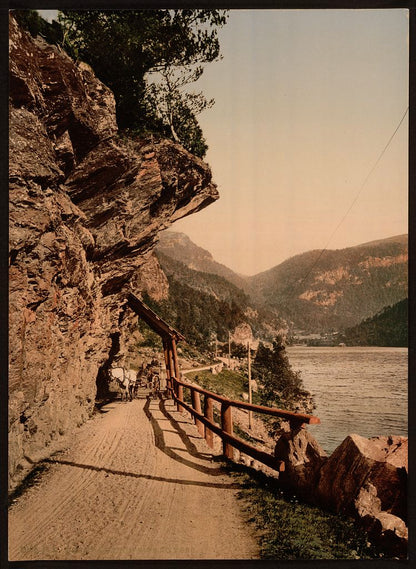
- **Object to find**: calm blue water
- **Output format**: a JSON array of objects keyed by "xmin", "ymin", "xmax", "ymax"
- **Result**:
[{"xmin": 287, "ymin": 346, "xmax": 408, "ymax": 455}]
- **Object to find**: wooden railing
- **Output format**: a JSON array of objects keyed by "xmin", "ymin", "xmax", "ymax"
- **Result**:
[{"xmin": 169, "ymin": 376, "xmax": 320, "ymax": 472}]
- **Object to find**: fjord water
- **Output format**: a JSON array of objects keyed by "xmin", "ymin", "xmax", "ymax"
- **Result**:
[{"xmin": 287, "ymin": 346, "xmax": 408, "ymax": 455}]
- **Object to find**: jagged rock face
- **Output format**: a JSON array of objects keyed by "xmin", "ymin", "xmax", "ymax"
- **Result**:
[
  {"xmin": 316, "ymin": 434, "xmax": 407, "ymax": 556},
  {"xmin": 355, "ymin": 483, "xmax": 408, "ymax": 557},
  {"xmin": 130, "ymin": 252, "xmax": 169, "ymax": 302},
  {"xmin": 231, "ymin": 323, "xmax": 255, "ymax": 346},
  {"xmin": 316, "ymin": 434, "xmax": 407, "ymax": 521},
  {"xmin": 8, "ymin": 16, "xmax": 218, "ymax": 490},
  {"xmin": 274, "ymin": 425, "xmax": 327, "ymax": 497}
]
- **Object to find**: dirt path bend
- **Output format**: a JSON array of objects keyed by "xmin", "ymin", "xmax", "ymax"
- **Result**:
[{"xmin": 9, "ymin": 397, "xmax": 259, "ymax": 560}]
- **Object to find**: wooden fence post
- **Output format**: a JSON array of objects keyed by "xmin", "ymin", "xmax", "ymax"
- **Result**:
[
  {"xmin": 162, "ymin": 339, "xmax": 172, "ymax": 397},
  {"xmin": 221, "ymin": 402, "xmax": 233, "ymax": 459},
  {"xmin": 171, "ymin": 339, "xmax": 184, "ymax": 413},
  {"xmin": 204, "ymin": 396, "xmax": 214, "ymax": 448},
  {"xmin": 177, "ymin": 383, "xmax": 184, "ymax": 413},
  {"xmin": 191, "ymin": 388, "xmax": 204, "ymax": 436}
]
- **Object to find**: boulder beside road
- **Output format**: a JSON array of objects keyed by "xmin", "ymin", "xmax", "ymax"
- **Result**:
[
  {"xmin": 274, "ymin": 424, "xmax": 327, "ymax": 497},
  {"xmin": 316, "ymin": 434, "xmax": 407, "ymax": 520},
  {"xmin": 275, "ymin": 431, "xmax": 407, "ymax": 557}
]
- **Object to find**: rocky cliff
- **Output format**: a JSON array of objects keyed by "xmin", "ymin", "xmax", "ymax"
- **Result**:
[{"xmin": 8, "ymin": 15, "xmax": 218, "ymax": 490}]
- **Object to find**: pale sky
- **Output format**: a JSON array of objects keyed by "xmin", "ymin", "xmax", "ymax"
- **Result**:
[
  {"xmin": 39, "ymin": 9, "xmax": 409, "ymax": 276},
  {"xmin": 174, "ymin": 9, "xmax": 409, "ymax": 275}
]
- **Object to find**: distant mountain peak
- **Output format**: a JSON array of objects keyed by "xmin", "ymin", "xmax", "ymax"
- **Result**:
[{"xmin": 156, "ymin": 230, "xmax": 248, "ymax": 290}]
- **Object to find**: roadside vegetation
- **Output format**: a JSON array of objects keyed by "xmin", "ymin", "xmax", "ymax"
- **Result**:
[
  {"xmin": 222, "ymin": 461, "xmax": 380, "ymax": 560},
  {"xmin": 185, "ymin": 368, "xmax": 261, "ymax": 404},
  {"xmin": 183, "ymin": 335, "xmax": 314, "ymax": 433}
]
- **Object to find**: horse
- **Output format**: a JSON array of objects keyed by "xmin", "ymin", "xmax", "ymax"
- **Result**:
[
  {"xmin": 125, "ymin": 369, "xmax": 136, "ymax": 401},
  {"xmin": 109, "ymin": 367, "xmax": 129, "ymax": 401}
]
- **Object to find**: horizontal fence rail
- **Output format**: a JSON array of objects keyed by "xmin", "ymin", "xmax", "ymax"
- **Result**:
[{"xmin": 170, "ymin": 376, "xmax": 320, "ymax": 473}]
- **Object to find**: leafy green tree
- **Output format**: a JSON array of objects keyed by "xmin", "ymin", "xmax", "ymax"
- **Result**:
[
  {"xmin": 229, "ymin": 341, "xmax": 248, "ymax": 359},
  {"xmin": 146, "ymin": 66, "xmax": 213, "ymax": 157},
  {"xmin": 13, "ymin": 10, "xmax": 63, "ymax": 45},
  {"xmin": 253, "ymin": 336, "xmax": 302, "ymax": 409},
  {"xmin": 58, "ymin": 10, "xmax": 228, "ymax": 156}
]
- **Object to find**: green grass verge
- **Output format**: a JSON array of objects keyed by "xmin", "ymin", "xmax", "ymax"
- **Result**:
[
  {"xmin": 222, "ymin": 462, "xmax": 380, "ymax": 560},
  {"xmin": 233, "ymin": 423, "xmax": 263, "ymax": 444},
  {"xmin": 185, "ymin": 368, "xmax": 261, "ymax": 405}
]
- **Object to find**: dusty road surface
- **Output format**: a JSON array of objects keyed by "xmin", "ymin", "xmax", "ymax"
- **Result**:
[{"xmin": 9, "ymin": 397, "xmax": 259, "ymax": 560}]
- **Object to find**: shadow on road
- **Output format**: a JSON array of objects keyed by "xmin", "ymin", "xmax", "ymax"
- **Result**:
[
  {"xmin": 143, "ymin": 396, "xmax": 226, "ymax": 478},
  {"xmin": 38, "ymin": 457, "xmax": 242, "ymax": 489},
  {"xmin": 21, "ymin": 398, "xmax": 244, "ymax": 491}
]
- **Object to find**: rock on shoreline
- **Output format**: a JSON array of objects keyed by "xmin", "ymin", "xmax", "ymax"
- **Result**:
[{"xmin": 274, "ymin": 430, "xmax": 407, "ymax": 557}]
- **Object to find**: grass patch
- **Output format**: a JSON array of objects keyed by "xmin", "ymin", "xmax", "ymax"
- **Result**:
[
  {"xmin": 186, "ymin": 368, "xmax": 261, "ymax": 405},
  {"xmin": 222, "ymin": 462, "xmax": 379, "ymax": 560},
  {"xmin": 233, "ymin": 423, "xmax": 263, "ymax": 444},
  {"xmin": 185, "ymin": 369, "xmax": 271, "ymax": 443}
]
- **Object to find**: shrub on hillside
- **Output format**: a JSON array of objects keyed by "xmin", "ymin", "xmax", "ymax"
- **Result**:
[{"xmin": 253, "ymin": 336, "xmax": 313, "ymax": 433}]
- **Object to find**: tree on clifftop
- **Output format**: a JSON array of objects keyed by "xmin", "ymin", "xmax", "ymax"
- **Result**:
[
  {"xmin": 58, "ymin": 10, "xmax": 228, "ymax": 156},
  {"xmin": 13, "ymin": 10, "xmax": 63, "ymax": 44},
  {"xmin": 146, "ymin": 66, "xmax": 214, "ymax": 157}
]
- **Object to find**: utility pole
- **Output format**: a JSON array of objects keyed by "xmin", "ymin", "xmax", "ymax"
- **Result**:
[
  {"xmin": 248, "ymin": 340, "xmax": 252, "ymax": 430},
  {"xmin": 228, "ymin": 331, "xmax": 231, "ymax": 369}
]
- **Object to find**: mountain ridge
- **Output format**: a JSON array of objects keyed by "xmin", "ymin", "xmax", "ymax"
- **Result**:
[
  {"xmin": 248, "ymin": 233, "xmax": 408, "ymax": 331},
  {"xmin": 156, "ymin": 230, "xmax": 249, "ymax": 290},
  {"xmin": 342, "ymin": 298, "xmax": 408, "ymax": 346},
  {"xmin": 154, "ymin": 249, "xmax": 286, "ymax": 346},
  {"xmin": 157, "ymin": 231, "xmax": 408, "ymax": 333},
  {"xmin": 160, "ymin": 230, "xmax": 407, "ymax": 279},
  {"xmin": 248, "ymin": 233, "xmax": 408, "ymax": 280}
]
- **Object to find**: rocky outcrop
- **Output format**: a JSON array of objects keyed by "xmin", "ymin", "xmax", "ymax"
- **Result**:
[
  {"xmin": 130, "ymin": 252, "xmax": 169, "ymax": 302},
  {"xmin": 274, "ymin": 424, "xmax": 327, "ymax": 498},
  {"xmin": 8, "ymin": 15, "xmax": 218, "ymax": 490},
  {"xmin": 355, "ymin": 483, "xmax": 408, "ymax": 557},
  {"xmin": 275, "ymin": 430, "xmax": 407, "ymax": 557},
  {"xmin": 316, "ymin": 434, "xmax": 407, "ymax": 522},
  {"xmin": 316, "ymin": 434, "xmax": 407, "ymax": 555}
]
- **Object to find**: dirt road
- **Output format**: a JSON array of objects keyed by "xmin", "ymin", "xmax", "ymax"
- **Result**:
[{"xmin": 8, "ymin": 397, "xmax": 259, "ymax": 560}]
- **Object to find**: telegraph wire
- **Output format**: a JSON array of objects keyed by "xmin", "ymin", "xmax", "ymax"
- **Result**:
[{"xmin": 284, "ymin": 105, "xmax": 409, "ymax": 300}]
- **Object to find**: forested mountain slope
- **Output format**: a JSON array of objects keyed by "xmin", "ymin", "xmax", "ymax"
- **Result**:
[
  {"xmin": 341, "ymin": 298, "xmax": 408, "ymax": 346},
  {"xmin": 157, "ymin": 232, "xmax": 407, "ymax": 334},
  {"xmin": 156, "ymin": 231, "xmax": 249, "ymax": 290},
  {"xmin": 152, "ymin": 252, "xmax": 285, "ymax": 347},
  {"xmin": 247, "ymin": 234, "xmax": 407, "ymax": 332}
]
